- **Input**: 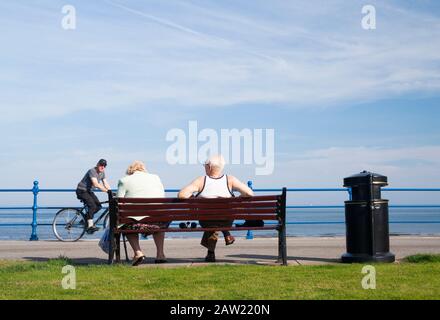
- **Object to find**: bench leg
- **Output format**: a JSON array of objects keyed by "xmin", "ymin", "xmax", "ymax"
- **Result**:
[
  {"xmin": 108, "ymin": 250, "xmax": 114, "ymax": 265},
  {"xmin": 108, "ymin": 232, "xmax": 115, "ymax": 265},
  {"xmin": 115, "ymin": 234, "xmax": 121, "ymax": 263},
  {"xmin": 277, "ymin": 229, "xmax": 282, "ymax": 263},
  {"xmin": 123, "ymin": 234, "xmax": 129, "ymax": 262},
  {"xmin": 281, "ymin": 225, "xmax": 288, "ymax": 266},
  {"xmin": 277, "ymin": 227, "xmax": 288, "ymax": 266}
]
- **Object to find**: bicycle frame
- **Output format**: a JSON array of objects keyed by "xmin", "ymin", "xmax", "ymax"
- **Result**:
[
  {"xmin": 79, "ymin": 201, "xmax": 109, "ymax": 226},
  {"xmin": 94, "ymin": 208, "xmax": 109, "ymax": 226}
]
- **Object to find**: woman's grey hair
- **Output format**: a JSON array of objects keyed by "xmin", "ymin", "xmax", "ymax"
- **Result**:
[{"xmin": 126, "ymin": 160, "xmax": 147, "ymax": 175}]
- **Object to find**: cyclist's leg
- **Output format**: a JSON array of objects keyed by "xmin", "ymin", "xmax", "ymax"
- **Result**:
[
  {"xmin": 77, "ymin": 190, "xmax": 99, "ymax": 227},
  {"xmin": 89, "ymin": 192, "xmax": 102, "ymax": 217},
  {"xmin": 88, "ymin": 192, "xmax": 103, "ymax": 229}
]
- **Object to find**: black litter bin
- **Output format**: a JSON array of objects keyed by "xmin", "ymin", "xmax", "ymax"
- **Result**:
[{"xmin": 342, "ymin": 171, "xmax": 395, "ymax": 263}]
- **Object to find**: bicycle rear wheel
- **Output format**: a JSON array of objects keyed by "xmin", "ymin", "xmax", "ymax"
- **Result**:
[{"xmin": 53, "ymin": 208, "xmax": 86, "ymax": 241}]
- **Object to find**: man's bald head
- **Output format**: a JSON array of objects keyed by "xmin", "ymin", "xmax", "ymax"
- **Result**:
[{"xmin": 204, "ymin": 154, "xmax": 226, "ymax": 175}]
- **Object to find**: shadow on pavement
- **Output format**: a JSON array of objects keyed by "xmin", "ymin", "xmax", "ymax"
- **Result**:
[
  {"xmin": 227, "ymin": 253, "xmax": 341, "ymax": 264},
  {"xmin": 22, "ymin": 256, "xmax": 272, "ymax": 266},
  {"xmin": 23, "ymin": 257, "xmax": 108, "ymax": 265}
]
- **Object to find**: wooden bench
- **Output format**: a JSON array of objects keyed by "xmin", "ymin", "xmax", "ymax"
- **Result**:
[{"xmin": 107, "ymin": 188, "xmax": 287, "ymax": 265}]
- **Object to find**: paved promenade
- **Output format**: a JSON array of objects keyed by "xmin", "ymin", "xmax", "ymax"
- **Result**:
[{"xmin": 0, "ymin": 236, "xmax": 439, "ymax": 266}]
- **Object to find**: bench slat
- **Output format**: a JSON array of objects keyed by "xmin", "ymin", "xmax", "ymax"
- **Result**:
[
  {"xmin": 116, "ymin": 195, "xmax": 280, "ymax": 204},
  {"xmin": 118, "ymin": 201, "xmax": 279, "ymax": 211},
  {"xmin": 119, "ymin": 214, "xmax": 279, "ymax": 224},
  {"xmin": 115, "ymin": 225, "xmax": 280, "ymax": 234},
  {"xmin": 118, "ymin": 207, "xmax": 278, "ymax": 216}
]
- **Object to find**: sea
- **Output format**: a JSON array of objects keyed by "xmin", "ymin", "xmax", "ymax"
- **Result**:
[{"xmin": 1, "ymin": 208, "xmax": 439, "ymax": 240}]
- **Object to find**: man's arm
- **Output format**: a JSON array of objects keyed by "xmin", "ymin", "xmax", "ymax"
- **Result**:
[
  {"xmin": 178, "ymin": 176, "xmax": 205, "ymax": 199},
  {"xmin": 91, "ymin": 177, "xmax": 108, "ymax": 192},
  {"xmin": 102, "ymin": 179, "xmax": 111, "ymax": 191},
  {"xmin": 229, "ymin": 175, "xmax": 254, "ymax": 197}
]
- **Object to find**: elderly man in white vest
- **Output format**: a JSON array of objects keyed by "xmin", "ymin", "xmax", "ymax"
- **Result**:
[{"xmin": 178, "ymin": 154, "xmax": 253, "ymax": 262}]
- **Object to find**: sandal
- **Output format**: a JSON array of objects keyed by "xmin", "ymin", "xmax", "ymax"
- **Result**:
[
  {"xmin": 132, "ymin": 255, "xmax": 145, "ymax": 266},
  {"xmin": 225, "ymin": 235, "xmax": 235, "ymax": 246}
]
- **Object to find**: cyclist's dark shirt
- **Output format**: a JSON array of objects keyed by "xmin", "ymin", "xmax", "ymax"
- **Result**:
[{"xmin": 77, "ymin": 168, "xmax": 105, "ymax": 192}]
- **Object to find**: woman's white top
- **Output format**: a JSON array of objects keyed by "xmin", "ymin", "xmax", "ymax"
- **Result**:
[
  {"xmin": 117, "ymin": 171, "xmax": 165, "ymax": 198},
  {"xmin": 116, "ymin": 171, "xmax": 165, "ymax": 223},
  {"xmin": 196, "ymin": 175, "xmax": 234, "ymax": 198}
]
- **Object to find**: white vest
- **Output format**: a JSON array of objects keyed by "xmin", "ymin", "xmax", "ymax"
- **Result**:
[{"xmin": 196, "ymin": 175, "xmax": 234, "ymax": 198}]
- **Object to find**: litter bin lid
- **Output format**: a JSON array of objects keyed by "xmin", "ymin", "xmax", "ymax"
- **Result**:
[{"xmin": 344, "ymin": 171, "xmax": 388, "ymax": 187}]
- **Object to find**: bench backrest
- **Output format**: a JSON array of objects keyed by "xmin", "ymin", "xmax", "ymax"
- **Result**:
[{"xmin": 109, "ymin": 190, "xmax": 286, "ymax": 226}]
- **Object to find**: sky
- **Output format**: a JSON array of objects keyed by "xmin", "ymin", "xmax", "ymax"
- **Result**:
[{"xmin": 0, "ymin": 0, "xmax": 440, "ymax": 205}]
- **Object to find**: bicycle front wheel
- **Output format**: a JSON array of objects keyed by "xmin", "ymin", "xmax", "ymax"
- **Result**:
[{"xmin": 53, "ymin": 208, "xmax": 86, "ymax": 242}]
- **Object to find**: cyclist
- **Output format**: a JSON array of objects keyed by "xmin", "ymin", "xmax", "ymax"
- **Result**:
[{"xmin": 76, "ymin": 159, "xmax": 111, "ymax": 233}]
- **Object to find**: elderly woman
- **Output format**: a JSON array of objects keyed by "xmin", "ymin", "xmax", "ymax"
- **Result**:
[{"xmin": 117, "ymin": 161, "xmax": 168, "ymax": 266}]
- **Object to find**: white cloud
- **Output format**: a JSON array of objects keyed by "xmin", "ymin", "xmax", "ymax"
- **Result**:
[{"xmin": 0, "ymin": 0, "xmax": 440, "ymax": 122}]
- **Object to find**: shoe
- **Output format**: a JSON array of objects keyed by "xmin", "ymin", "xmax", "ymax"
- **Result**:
[
  {"xmin": 225, "ymin": 235, "xmax": 235, "ymax": 246},
  {"xmin": 132, "ymin": 255, "xmax": 145, "ymax": 266},
  {"xmin": 205, "ymin": 251, "xmax": 216, "ymax": 263},
  {"xmin": 208, "ymin": 232, "xmax": 219, "ymax": 241},
  {"xmin": 201, "ymin": 232, "xmax": 218, "ymax": 249},
  {"xmin": 201, "ymin": 238, "xmax": 209, "ymax": 249},
  {"xmin": 86, "ymin": 225, "xmax": 100, "ymax": 234},
  {"xmin": 155, "ymin": 259, "xmax": 168, "ymax": 264}
]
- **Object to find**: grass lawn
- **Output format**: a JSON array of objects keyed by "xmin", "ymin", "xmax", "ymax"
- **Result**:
[{"xmin": 1, "ymin": 255, "xmax": 440, "ymax": 300}]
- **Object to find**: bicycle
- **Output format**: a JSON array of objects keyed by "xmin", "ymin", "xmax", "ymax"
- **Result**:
[{"xmin": 52, "ymin": 200, "xmax": 110, "ymax": 242}]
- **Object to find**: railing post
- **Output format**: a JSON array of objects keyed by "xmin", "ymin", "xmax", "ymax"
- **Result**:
[
  {"xmin": 246, "ymin": 180, "xmax": 254, "ymax": 240},
  {"xmin": 30, "ymin": 181, "xmax": 39, "ymax": 241},
  {"xmin": 347, "ymin": 187, "xmax": 352, "ymax": 201}
]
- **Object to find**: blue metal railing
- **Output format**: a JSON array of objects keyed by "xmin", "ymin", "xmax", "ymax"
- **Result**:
[{"xmin": 0, "ymin": 180, "xmax": 439, "ymax": 240}]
